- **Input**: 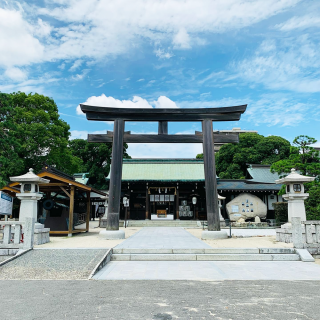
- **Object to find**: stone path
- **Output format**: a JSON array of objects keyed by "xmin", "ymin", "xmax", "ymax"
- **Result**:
[
  {"xmin": 0, "ymin": 248, "xmax": 108, "ymax": 280},
  {"xmin": 115, "ymin": 227, "xmax": 211, "ymax": 249},
  {"xmin": 93, "ymin": 260, "xmax": 320, "ymax": 280}
]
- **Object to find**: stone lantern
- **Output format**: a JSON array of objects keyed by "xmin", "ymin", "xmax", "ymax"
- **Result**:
[
  {"xmin": 99, "ymin": 193, "xmax": 109, "ymax": 228},
  {"xmin": 10, "ymin": 168, "xmax": 50, "ymax": 223},
  {"xmin": 275, "ymin": 168, "xmax": 315, "ymax": 222},
  {"xmin": 218, "ymin": 194, "xmax": 226, "ymax": 225}
]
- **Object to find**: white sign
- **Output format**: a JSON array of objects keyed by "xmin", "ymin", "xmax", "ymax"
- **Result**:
[
  {"xmin": 0, "ymin": 191, "xmax": 13, "ymax": 215},
  {"xmin": 232, "ymin": 205, "xmax": 239, "ymax": 213}
]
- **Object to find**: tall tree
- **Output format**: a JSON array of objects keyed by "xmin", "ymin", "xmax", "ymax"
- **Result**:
[
  {"xmin": 197, "ymin": 133, "xmax": 291, "ymax": 179},
  {"xmin": 0, "ymin": 92, "xmax": 82, "ymax": 188},
  {"xmin": 68, "ymin": 139, "xmax": 131, "ymax": 189},
  {"xmin": 271, "ymin": 135, "xmax": 320, "ymax": 220}
]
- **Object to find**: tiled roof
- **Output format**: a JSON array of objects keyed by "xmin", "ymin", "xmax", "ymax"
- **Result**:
[
  {"xmin": 107, "ymin": 159, "xmax": 206, "ymax": 181},
  {"xmin": 247, "ymin": 165, "xmax": 280, "ymax": 183},
  {"xmin": 217, "ymin": 180, "xmax": 281, "ymax": 191}
]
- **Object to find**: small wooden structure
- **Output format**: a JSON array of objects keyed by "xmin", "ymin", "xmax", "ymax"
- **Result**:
[
  {"xmin": 80, "ymin": 104, "xmax": 247, "ymax": 231},
  {"xmin": 1, "ymin": 166, "xmax": 106, "ymax": 236}
]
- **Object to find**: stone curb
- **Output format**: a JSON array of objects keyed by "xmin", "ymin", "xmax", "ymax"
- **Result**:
[
  {"xmin": 88, "ymin": 248, "xmax": 113, "ymax": 280},
  {"xmin": 0, "ymin": 248, "xmax": 33, "ymax": 267},
  {"xmin": 111, "ymin": 253, "xmax": 301, "ymax": 261}
]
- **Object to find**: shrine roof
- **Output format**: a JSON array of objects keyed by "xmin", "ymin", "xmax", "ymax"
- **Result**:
[
  {"xmin": 107, "ymin": 159, "xmax": 206, "ymax": 182},
  {"xmin": 246, "ymin": 164, "xmax": 281, "ymax": 184}
]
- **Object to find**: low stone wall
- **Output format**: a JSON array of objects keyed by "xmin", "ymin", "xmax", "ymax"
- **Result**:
[
  {"xmin": 276, "ymin": 225, "xmax": 317, "ymax": 243},
  {"xmin": 34, "ymin": 227, "xmax": 50, "ymax": 245}
]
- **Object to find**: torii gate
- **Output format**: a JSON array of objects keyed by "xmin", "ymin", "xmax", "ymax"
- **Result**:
[{"xmin": 80, "ymin": 104, "xmax": 247, "ymax": 234}]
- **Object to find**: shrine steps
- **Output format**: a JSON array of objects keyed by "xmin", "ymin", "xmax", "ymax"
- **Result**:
[
  {"xmin": 111, "ymin": 248, "xmax": 301, "ymax": 261},
  {"xmin": 121, "ymin": 220, "xmax": 201, "ymax": 228}
]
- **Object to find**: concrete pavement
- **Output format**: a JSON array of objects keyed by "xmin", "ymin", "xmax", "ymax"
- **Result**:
[
  {"xmin": 115, "ymin": 227, "xmax": 211, "ymax": 249},
  {"xmin": 1, "ymin": 280, "xmax": 320, "ymax": 320}
]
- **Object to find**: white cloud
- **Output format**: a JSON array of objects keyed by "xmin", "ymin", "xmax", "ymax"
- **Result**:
[
  {"xmin": 137, "ymin": 78, "xmax": 145, "ymax": 82},
  {"xmin": 155, "ymin": 49, "xmax": 173, "ymax": 59},
  {"xmin": 12, "ymin": 0, "xmax": 298, "ymax": 67},
  {"xmin": 69, "ymin": 59, "xmax": 83, "ymax": 71},
  {"xmin": 173, "ymin": 28, "xmax": 191, "ymax": 49},
  {"xmin": 76, "ymin": 94, "xmax": 178, "ymax": 115},
  {"xmin": 71, "ymin": 69, "xmax": 90, "ymax": 80},
  {"xmin": 153, "ymin": 96, "xmax": 178, "ymax": 108},
  {"xmin": 4, "ymin": 67, "xmax": 28, "ymax": 81},
  {"xmin": 234, "ymin": 36, "xmax": 320, "ymax": 93},
  {"xmin": 244, "ymin": 94, "xmax": 314, "ymax": 127},
  {"xmin": 0, "ymin": 8, "xmax": 44, "ymax": 68},
  {"xmin": 275, "ymin": 14, "xmax": 320, "ymax": 31}
]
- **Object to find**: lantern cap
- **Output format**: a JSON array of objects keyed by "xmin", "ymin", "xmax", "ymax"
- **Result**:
[
  {"xmin": 275, "ymin": 168, "xmax": 315, "ymax": 184},
  {"xmin": 10, "ymin": 168, "xmax": 50, "ymax": 184}
]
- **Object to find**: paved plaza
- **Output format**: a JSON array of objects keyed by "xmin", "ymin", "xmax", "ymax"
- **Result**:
[
  {"xmin": 2, "ymin": 280, "xmax": 320, "ymax": 320},
  {"xmin": 93, "ymin": 227, "xmax": 320, "ymax": 281},
  {"xmin": 115, "ymin": 227, "xmax": 212, "ymax": 249}
]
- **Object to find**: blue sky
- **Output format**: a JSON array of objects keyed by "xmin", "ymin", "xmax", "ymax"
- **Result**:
[{"xmin": 1, "ymin": 0, "xmax": 319, "ymax": 158}]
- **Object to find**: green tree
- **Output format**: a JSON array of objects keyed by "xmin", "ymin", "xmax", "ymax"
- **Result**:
[
  {"xmin": 0, "ymin": 92, "xmax": 82, "ymax": 188},
  {"xmin": 196, "ymin": 133, "xmax": 291, "ymax": 179},
  {"xmin": 271, "ymin": 135, "xmax": 320, "ymax": 220},
  {"xmin": 68, "ymin": 139, "xmax": 131, "ymax": 189}
]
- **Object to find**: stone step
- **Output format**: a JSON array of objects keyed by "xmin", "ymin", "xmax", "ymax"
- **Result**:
[
  {"xmin": 124, "ymin": 220, "xmax": 200, "ymax": 227},
  {"xmin": 111, "ymin": 253, "xmax": 300, "ymax": 261},
  {"xmin": 112, "ymin": 248, "xmax": 295, "ymax": 255}
]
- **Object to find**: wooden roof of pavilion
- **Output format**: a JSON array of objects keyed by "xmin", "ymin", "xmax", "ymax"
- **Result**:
[{"xmin": 1, "ymin": 165, "xmax": 106, "ymax": 197}]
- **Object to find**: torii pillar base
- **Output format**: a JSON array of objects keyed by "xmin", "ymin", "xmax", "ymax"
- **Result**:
[{"xmin": 99, "ymin": 230, "xmax": 125, "ymax": 240}]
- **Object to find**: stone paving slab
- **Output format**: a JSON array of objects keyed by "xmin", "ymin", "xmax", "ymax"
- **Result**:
[
  {"xmin": 93, "ymin": 260, "xmax": 320, "ymax": 280},
  {"xmin": 115, "ymin": 227, "xmax": 211, "ymax": 249},
  {"xmin": 2, "ymin": 280, "xmax": 320, "ymax": 320},
  {"xmin": 0, "ymin": 248, "xmax": 109, "ymax": 280}
]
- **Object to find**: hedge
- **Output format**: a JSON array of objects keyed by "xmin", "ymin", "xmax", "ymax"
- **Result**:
[{"xmin": 272, "ymin": 202, "xmax": 288, "ymax": 225}]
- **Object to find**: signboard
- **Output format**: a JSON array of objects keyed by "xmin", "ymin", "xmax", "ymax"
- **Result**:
[
  {"xmin": 231, "ymin": 205, "xmax": 239, "ymax": 213},
  {"xmin": 0, "ymin": 191, "xmax": 13, "ymax": 215}
]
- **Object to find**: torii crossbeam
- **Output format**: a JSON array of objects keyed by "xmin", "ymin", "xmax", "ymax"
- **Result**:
[{"xmin": 80, "ymin": 104, "xmax": 247, "ymax": 232}]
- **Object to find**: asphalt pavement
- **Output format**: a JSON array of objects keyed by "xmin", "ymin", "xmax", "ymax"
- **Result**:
[{"xmin": 1, "ymin": 280, "xmax": 319, "ymax": 320}]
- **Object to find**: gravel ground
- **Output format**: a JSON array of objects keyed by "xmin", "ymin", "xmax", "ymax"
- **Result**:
[
  {"xmin": 1, "ymin": 280, "xmax": 320, "ymax": 320},
  {"xmin": 0, "ymin": 248, "xmax": 108, "ymax": 280},
  {"xmin": 0, "ymin": 256, "xmax": 11, "ymax": 263}
]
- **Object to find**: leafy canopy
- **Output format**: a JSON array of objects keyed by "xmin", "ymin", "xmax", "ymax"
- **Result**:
[
  {"xmin": 271, "ymin": 135, "xmax": 320, "ymax": 220},
  {"xmin": 0, "ymin": 92, "xmax": 82, "ymax": 188},
  {"xmin": 197, "ymin": 133, "xmax": 291, "ymax": 179},
  {"xmin": 69, "ymin": 139, "xmax": 131, "ymax": 189}
]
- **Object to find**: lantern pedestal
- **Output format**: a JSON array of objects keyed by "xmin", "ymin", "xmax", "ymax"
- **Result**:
[{"xmin": 283, "ymin": 194, "xmax": 309, "ymax": 222}]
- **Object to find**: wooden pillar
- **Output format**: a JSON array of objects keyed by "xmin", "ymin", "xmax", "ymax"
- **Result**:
[
  {"xmin": 145, "ymin": 189, "xmax": 149, "ymax": 220},
  {"xmin": 176, "ymin": 188, "xmax": 180, "ymax": 220},
  {"xmin": 107, "ymin": 119, "xmax": 125, "ymax": 231},
  {"xmin": 158, "ymin": 121, "xmax": 168, "ymax": 134},
  {"xmin": 86, "ymin": 191, "xmax": 90, "ymax": 232},
  {"xmin": 202, "ymin": 119, "xmax": 220, "ymax": 231},
  {"xmin": 68, "ymin": 186, "xmax": 75, "ymax": 236}
]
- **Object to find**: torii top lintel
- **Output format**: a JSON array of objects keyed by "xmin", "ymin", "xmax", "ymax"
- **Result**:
[{"xmin": 80, "ymin": 104, "xmax": 247, "ymax": 122}]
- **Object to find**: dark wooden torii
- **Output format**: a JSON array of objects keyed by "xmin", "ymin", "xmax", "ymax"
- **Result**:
[{"xmin": 80, "ymin": 104, "xmax": 247, "ymax": 231}]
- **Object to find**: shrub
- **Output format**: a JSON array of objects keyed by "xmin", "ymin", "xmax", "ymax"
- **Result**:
[{"xmin": 272, "ymin": 202, "xmax": 288, "ymax": 224}]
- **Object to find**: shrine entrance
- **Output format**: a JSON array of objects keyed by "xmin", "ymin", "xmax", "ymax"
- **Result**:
[{"xmin": 80, "ymin": 104, "xmax": 247, "ymax": 231}]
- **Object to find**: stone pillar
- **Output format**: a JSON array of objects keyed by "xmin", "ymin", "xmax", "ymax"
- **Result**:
[{"xmin": 291, "ymin": 217, "xmax": 304, "ymax": 249}]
